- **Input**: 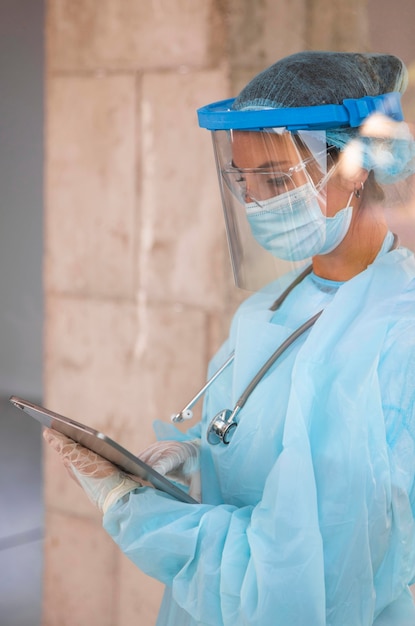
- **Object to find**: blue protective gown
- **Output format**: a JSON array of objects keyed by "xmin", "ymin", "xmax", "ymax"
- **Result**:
[{"xmin": 104, "ymin": 240, "xmax": 415, "ymax": 626}]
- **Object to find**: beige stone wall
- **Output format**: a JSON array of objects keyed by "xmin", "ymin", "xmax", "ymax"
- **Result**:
[
  {"xmin": 43, "ymin": 2, "xmax": 370, "ymax": 625},
  {"xmin": 44, "ymin": 3, "xmax": 229, "ymax": 624}
]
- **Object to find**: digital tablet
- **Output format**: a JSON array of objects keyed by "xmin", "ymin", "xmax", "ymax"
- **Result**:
[{"xmin": 9, "ymin": 395, "xmax": 197, "ymax": 505}]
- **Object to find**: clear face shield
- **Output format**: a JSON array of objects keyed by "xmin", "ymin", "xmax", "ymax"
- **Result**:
[
  {"xmin": 198, "ymin": 93, "xmax": 407, "ymax": 291},
  {"xmin": 213, "ymin": 128, "xmax": 338, "ymax": 290}
]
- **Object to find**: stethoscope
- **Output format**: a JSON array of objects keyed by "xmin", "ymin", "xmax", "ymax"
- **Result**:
[
  {"xmin": 171, "ymin": 265, "xmax": 322, "ymax": 445},
  {"xmin": 171, "ymin": 233, "xmax": 400, "ymax": 445}
]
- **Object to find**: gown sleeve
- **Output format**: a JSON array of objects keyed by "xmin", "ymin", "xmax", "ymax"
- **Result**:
[{"xmin": 103, "ymin": 451, "xmax": 327, "ymax": 626}]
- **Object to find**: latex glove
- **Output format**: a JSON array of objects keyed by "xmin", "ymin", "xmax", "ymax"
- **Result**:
[
  {"xmin": 139, "ymin": 439, "xmax": 201, "ymax": 502},
  {"xmin": 43, "ymin": 429, "xmax": 141, "ymax": 514}
]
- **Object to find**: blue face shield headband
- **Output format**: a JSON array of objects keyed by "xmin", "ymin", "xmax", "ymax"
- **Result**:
[{"xmin": 197, "ymin": 92, "xmax": 404, "ymax": 131}]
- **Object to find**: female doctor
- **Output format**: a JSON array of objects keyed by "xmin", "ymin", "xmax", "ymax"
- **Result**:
[{"xmin": 44, "ymin": 51, "xmax": 415, "ymax": 625}]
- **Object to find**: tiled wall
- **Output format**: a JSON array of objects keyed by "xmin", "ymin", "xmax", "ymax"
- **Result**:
[{"xmin": 43, "ymin": 1, "xmax": 371, "ymax": 624}]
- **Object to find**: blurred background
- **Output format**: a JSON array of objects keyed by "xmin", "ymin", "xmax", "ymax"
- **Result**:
[
  {"xmin": 0, "ymin": 1, "xmax": 44, "ymax": 625},
  {"xmin": 0, "ymin": 1, "xmax": 414, "ymax": 625}
]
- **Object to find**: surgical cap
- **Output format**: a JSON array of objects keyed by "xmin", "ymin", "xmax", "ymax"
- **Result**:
[
  {"xmin": 233, "ymin": 51, "xmax": 413, "ymax": 182},
  {"xmin": 233, "ymin": 51, "xmax": 407, "ymax": 111}
]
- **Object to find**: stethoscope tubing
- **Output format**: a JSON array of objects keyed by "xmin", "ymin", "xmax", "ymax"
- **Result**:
[
  {"xmin": 171, "ymin": 310, "xmax": 323, "ymax": 432},
  {"xmin": 205, "ymin": 309, "xmax": 323, "ymax": 445},
  {"xmin": 235, "ymin": 309, "xmax": 323, "ymax": 409},
  {"xmin": 171, "ymin": 351, "xmax": 235, "ymax": 423},
  {"xmin": 172, "ymin": 265, "xmax": 315, "ymax": 425}
]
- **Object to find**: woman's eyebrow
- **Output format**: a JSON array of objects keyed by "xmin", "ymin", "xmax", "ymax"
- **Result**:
[
  {"xmin": 230, "ymin": 159, "xmax": 292, "ymax": 170},
  {"xmin": 258, "ymin": 159, "xmax": 291, "ymax": 169}
]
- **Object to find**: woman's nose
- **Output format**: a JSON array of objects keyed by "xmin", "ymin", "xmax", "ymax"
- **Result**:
[{"xmin": 244, "ymin": 175, "xmax": 256, "ymax": 203}]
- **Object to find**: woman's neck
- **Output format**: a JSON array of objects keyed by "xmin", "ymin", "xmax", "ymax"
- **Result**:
[{"xmin": 312, "ymin": 205, "xmax": 389, "ymax": 282}]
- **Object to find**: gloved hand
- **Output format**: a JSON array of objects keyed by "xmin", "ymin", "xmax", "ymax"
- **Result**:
[
  {"xmin": 43, "ymin": 429, "xmax": 141, "ymax": 514},
  {"xmin": 139, "ymin": 439, "xmax": 201, "ymax": 502}
]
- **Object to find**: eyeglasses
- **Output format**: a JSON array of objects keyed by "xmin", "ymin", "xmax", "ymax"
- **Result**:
[{"xmin": 222, "ymin": 148, "xmax": 338, "ymax": 203}]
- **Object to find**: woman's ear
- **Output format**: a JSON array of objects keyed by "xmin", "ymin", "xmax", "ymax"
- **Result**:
[
  {"xmin": 336, "ymin": 142, "xmax": 370, "ymax": 192},
  {"xmin": 350, "ymin": 168, "xmax": 370, "ymax": 195}
]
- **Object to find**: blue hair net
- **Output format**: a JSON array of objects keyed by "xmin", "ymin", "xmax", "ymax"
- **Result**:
[{"xmin": 233, "ymin": 51, "xmax": 415, "ymax": 184}]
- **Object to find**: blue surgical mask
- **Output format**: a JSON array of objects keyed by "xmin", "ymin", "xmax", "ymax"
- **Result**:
[{"xmin": 246, "ymin": 182, "xmax": 353, "ymax": 261}]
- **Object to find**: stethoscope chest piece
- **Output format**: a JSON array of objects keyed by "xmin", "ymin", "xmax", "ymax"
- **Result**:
[{"xmin": 207, "ymin": 407, "xmax": 240, "ymax": 445}]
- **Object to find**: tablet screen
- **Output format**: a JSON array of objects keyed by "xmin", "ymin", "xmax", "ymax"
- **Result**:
[{"xmin": 10, "ymin": 396, "xmax": 197, "ymax": 505}]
